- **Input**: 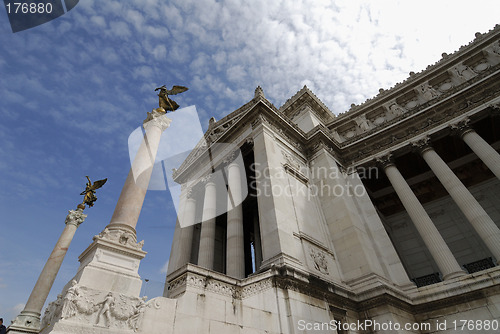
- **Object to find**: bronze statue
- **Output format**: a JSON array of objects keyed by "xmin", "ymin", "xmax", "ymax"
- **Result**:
[
  {"xmin": 154, "ymin": 85, "xmax": 188, "ymax": 112},
  {"xmin": 80, "ymin": 176, "xmax": 107, "ymax": 208}
]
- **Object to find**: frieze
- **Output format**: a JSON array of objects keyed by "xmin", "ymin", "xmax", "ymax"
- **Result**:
[
  {"xmin": 333, "ymin": 61, "xmax": 500, "ymax": 150},
  {"xmin": 41, "ymin": 281, "xmax": 158, "ymax": 332}
]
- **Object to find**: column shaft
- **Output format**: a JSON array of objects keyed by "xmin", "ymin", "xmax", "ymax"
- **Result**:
[
  {"xmin": 421, "ymin": 147, "xmax": 500, "ymax": 263},
  {"xmin": 176, "ymin": 197, "xmax": 196, "ymax": 267},
  {"xmin": 198, "ymin": 180, "xmax": 217, "ymax": 269},
  {"xmin": 9, "ymin": 208, "xmax": 86, "ymax": 333},
  {"xmin": 108, "ymin": 113, "xmax": 170, "ymax": 231},
  {"xmin": 226, "ymin": 162, "xmax": 245, "ymax": 279},
  {"xmin": 383, "ymin": 163, "xmax": 465, "ymax": 279},
  {"xmin": 461, "ymin": 129, "xmax": 500, "ymax": 180}
]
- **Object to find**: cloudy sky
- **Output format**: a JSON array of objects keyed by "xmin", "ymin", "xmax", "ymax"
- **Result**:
[{"xmin": 0, "ymin": 0, "xmax": 499, "ymax": 324}]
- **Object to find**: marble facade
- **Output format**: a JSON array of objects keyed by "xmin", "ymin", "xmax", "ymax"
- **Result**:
[{"xmin": 21, "ymin": 25, "xmax": 500, "ymax": 334}]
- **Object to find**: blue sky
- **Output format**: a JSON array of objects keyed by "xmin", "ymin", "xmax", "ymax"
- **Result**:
[{"xmin": 0, "ymin": 0, "xmax": 499, "ymax": 324}]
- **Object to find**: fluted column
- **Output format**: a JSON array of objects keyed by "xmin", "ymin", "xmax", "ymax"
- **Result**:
[
  {"xmin": 198, "ymin": 176, "xmax": 217, "ymax": 270},
  {"xmin": 107, "ymin": 110, "xmax": 171, "ymax": 235},
  {"xmin": 377, "ymin": 155, "xmax": 465, "ymax": 280},
  {"xmin": 451, "ymin": 118, "xmax": 500, "ymax": 180},
  {"xmin": 226, "ymin": 154, "xmax": 245, "ymax": 279},
  {"xmin": 414, "ymin": 137, "xmax": 500, "ymax": 264},
  {"xmin": 8, "ymin": 207, "xmax": 87, "ymax": 334}
]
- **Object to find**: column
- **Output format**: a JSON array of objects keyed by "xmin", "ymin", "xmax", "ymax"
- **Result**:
[
  {"xmin": 8, "ymin": 207, "xmax": 87, "ymax": 334},
  {"xmin": 414, "ymin": 137, "xmax": 500, "ymax": 264},
  {"xmin": 176, "ymin": 187, "xmax": 196, "ymax": 268},
  {"xmin": 377, "ymin": 155, "xmax": 465, "ymax": 280},
  {"xmin": 198, "ymin": 176, "xmax": 217, "ymax": 270},
  {"xmin": 107, "ymin": 110, "xmax": 171, "ymax": 235},
  {"xmin": 451, "ymin": 118, "xmax": 500, "ymax": 180},
  {"xmin": 226, "ymin": 153, "xmax": 245, "ymax": 279},
  {"xmin": 253, "ymin": 213, "xmax": 263, "ymax": 271}
]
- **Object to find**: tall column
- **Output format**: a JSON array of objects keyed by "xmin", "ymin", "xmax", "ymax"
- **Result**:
[
  {"xmin": 176, "ymin": 188, "xmax": 196, "ymax": 268},
  {"xmin": 226, "ymin": 153, "xmax": 245, "ymax": 279},
  {"xmin": 451, "ymin": 118, "xmax": 500, "ymax": 180},
  {"xmin": 377, "ymin": 155, "xmax": 465, "ymax": 280},
  {"xmin": 8, "ymin": 207, "xmax": 87, "ymax": 334},
  {"xmin": 107, "ymin": 110, "xmax": 172, "ymax": 236},
  {"xmin": 198, "ymin": 176, "xmax": 217, "ymax": 270},
  {"xmin": 414, "ymin": 137, "xmax": 500, "ymax": 264},
  {"xmin": 253, "ymin": 213, "xmax": 263, "ymax": 271}
]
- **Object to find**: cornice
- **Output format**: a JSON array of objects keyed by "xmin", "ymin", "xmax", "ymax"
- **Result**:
[{"xmin": 329, "ymin": 24, "xmax": 500, "ymax": 122}]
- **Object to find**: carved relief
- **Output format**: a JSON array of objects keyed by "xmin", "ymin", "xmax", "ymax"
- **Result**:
[
  {"xmin": 387, "ymin": 102, "xmax": 406, "ymax": 117},
  {"xmin": 354, "ymin": 114, "xmax": 372, "ymax": 132},
  {"xmin": 42, "ymin": 283, "xmax": 158, "ymax": 332},
  {"xmin": 94, "ymin": 228, "xmax": 144, "ymax": 250},
  {"xmin": 309, "ymin": 247, "xmax": 329, "ymax": 275},
  {"xmin": 418, "ymin": 82, "xmax": 441, "ymax": 101}
]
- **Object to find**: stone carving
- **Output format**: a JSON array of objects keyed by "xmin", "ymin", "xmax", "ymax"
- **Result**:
[
  {"xmin": 309, "ymin": 247, "xmax": 329, "ymax": 275},
  {"xmin": 95, "ymin": 293, "xmax": 114, "ymax": 327},
  {"xmin": 94, "ymin": 228, "xmax": 144, "ymax": 250},
  {"xmin": 41, "ymin": 294, "xmax": 63, "ymax": 328},
  {"xmin": 418, "ymin": 82, "xmax": 440, "ymax": 101},
  {"xmin": 65, "ymin": 208, "xmax": 87, "ymax": 227},
  {"xmin": 452, "ymin": 63, "xmax": 475, "ymax": 80},
  {"xmin": 492, "ymin": 40, "xmax": 500, "ymax": 56},
  {"xmin": 61, "ymin": 280, "xmax": 82, "ymax": 319},
  {"xmin": 43, "ymin": 284, "xmax": 158, "ymax": 332},
  {"xmin": 388, "ymin": 103, "xmax": 406, "ymax": 117},
  {"xmin": 354, "ymin": 114, "xmax": 372, "ymax": 132},
  {"xmin": 282, "ymin": 151, "xmax": 304, "ymax": 171},
  {"xmin": 143, "ymin": 109, "xmax": 172, "ymax": 132}
]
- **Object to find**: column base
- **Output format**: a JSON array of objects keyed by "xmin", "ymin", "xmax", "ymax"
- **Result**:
[
  {"xmin": 36, "ymin": 226, "xmax": 149, "ymax": 334},
  {"xmin": 70, "ymin": 225, "xmax": 147, "ymax": 297},
  {"xmin": 7, "ymin": 311, "xmax": 41, "ymax": 334},
  {"xmin": 442, "ymin": 270, "xmax": 467, "ymax": 281}
]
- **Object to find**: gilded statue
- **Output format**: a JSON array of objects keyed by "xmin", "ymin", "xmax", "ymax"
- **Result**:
[
  {"xmin": 80, "ymin": 176, "xmax": 107, "ymax": 208},
  {"xmin": 154, "ymin": 85, "xmax": 188, "ymax": 112}
]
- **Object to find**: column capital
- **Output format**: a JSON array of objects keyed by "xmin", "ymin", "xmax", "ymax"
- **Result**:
[
  {"xmin": 201, "ymin": 173, "xmax": 216, "ymax": 186},
  {"xmin": 143, "ymin": 110, "xmax": 172, "ymax": 132},
  {"xmin": 65, "ymin": 207, "xmax": 87, "ymax": 227},
  {"xmin": 450, "ymin": 117, "xmax": 473, "ymax": 137},
  {"xmin": 223, "ymin": 150, "xmax": 239, "ymax": 166},
  {"xmin": 412, "ymin": 136, "xmax": 433, "ymax": 154},
  {"xmin": 375, "ymin": 153, "xmax": 395, "ymax": 169}
]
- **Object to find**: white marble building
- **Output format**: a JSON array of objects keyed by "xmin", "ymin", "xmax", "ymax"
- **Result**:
[{"xmin": 13, "ymin": 25, "xmax": 500, "ymax": 334}]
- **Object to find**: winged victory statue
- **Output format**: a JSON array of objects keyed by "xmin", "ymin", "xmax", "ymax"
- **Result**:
[
  {"xmin": 80, "ymin": 176, "xmax": 107, "ymax": 208},
  {"xmin": 154, "ymin": 85, "xmax": 189, "ymax": 112}
]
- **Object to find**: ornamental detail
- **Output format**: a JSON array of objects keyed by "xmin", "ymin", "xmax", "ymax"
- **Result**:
[
  {"xmin": 65, "ymin": 208, "xmax": 87, "ymax": 227},
  {"xmin": 41, "ymin": 281, "xmax": 157, "ymax": 332},
  {"xmin": 93, "ymin": 228, "xmax": 144, "ymax": 250},
  {"xmin": 143, "ymin": 109, "xmax": 172, "ymax": 132},
  {"xmin": 309, "ymin": 247, "xmax": 329, "ymax": 275}
]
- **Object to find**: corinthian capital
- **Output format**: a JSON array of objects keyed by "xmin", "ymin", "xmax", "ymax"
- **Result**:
[
  {"xmin": 411, "ymin": 136, "xmax": 432, "ymax": 154},
  {"xmin": 143, "ymin": 110, "xmax": 172, "ymax": 132},
  {"xmin": 449, "ymin": 117, "xmax": 472, "ymax": 137},
  {"xmin": 375, "ymin": 153, "xmax": 395, "ymax": 169},
  {"xmin": 65, "ymin": 208, "xmax": 87, "ymax": 227}
]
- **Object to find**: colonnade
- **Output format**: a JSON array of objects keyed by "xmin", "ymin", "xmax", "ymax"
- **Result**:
[
  {"xmin": 169, "ymin": 154, "xmax": 248, "ymax": 279},
  {"xmin": 378, "ymin": 120, "xmax": 500, "ymax": 281}
]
